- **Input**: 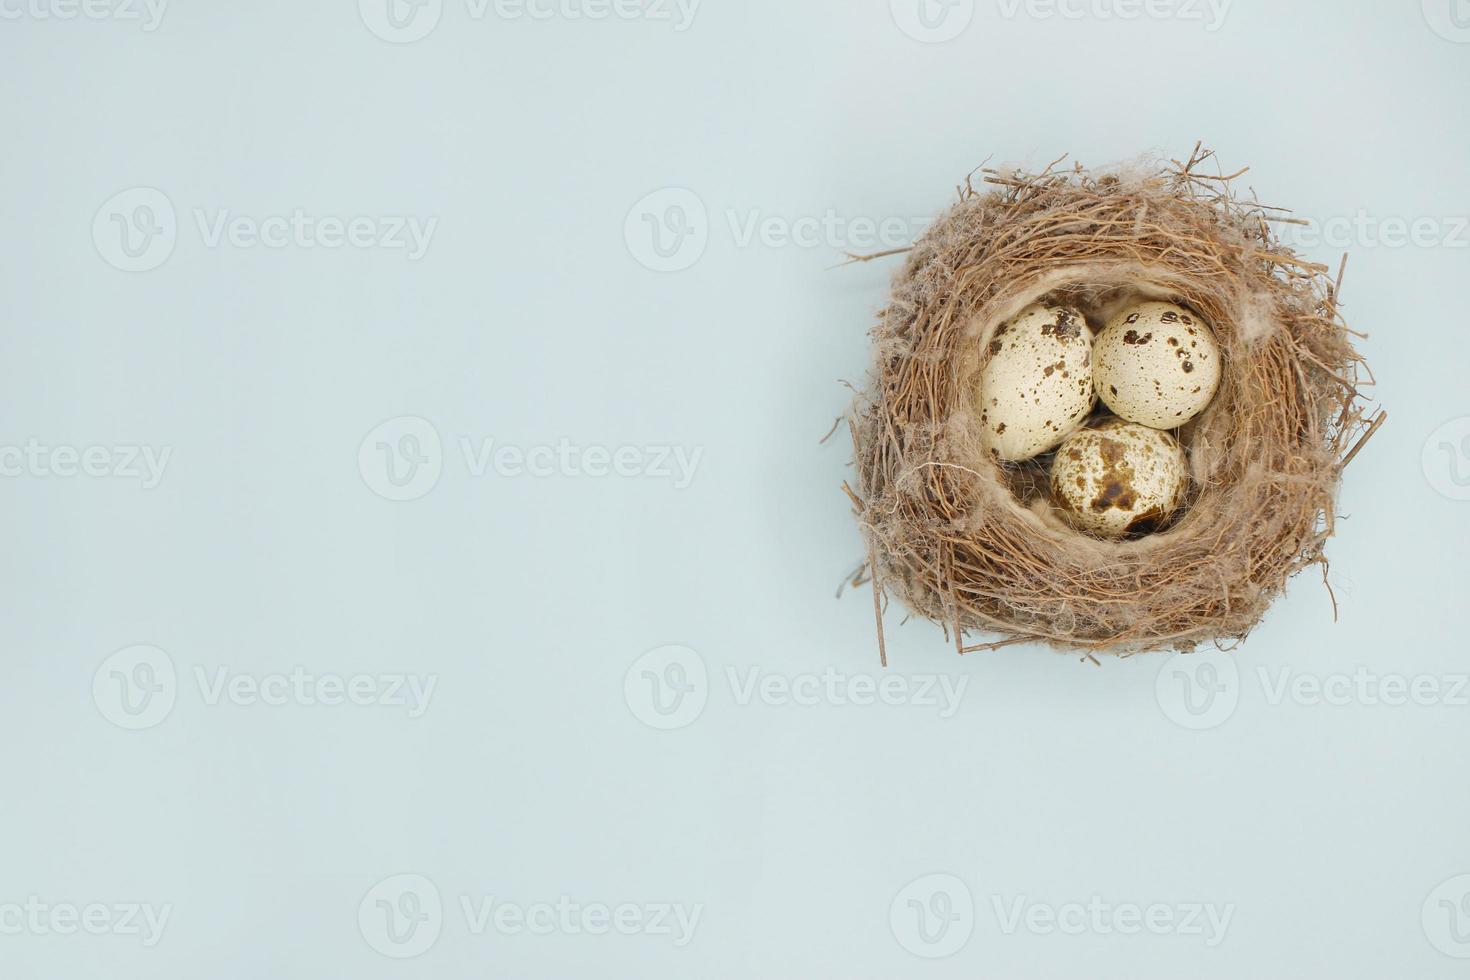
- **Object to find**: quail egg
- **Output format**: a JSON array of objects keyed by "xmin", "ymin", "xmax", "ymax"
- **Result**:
[
  {"xmin": 1051, "ymin": 418, "xmax": 1188, "ymax": 538},
  {"xmin": 1094, "ymin": 301, "xmax": 1221, "ymax": 429},
  {"xmin": 977, "ymin": 302, "xmax": 1096, "ymax": 461}
]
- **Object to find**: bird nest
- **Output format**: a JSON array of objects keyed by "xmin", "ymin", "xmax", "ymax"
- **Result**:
[{"xmin": 846, "ymin": 148, "xmax": 1384, "ymax": 658}]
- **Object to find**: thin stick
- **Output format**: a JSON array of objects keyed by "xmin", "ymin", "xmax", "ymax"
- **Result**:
[
  {"xmin": 960, "ymin": 637, "xmax": 1031, "ymax": 653},
  {"xmin": 1318, "ymin": 558, "xmax": 1339, "ymax": 622},
  {"xmin": 833, "ymin": 247, "xmax": 911, "ymax": 268},
  {"xmin": 1259, "ymin": 251, "xmax": 1331, "ymax": 273},
  {"xmin": 867, "ymin": 547, "xmax": 887, "ymax": 669},
  {"xmin": 1340, "ymin": 410, "xmax": 1387, "ymax": 470},
  {"xmin": 1188, "ymin": 167, "xmax": 1250, "ymax": 183}
]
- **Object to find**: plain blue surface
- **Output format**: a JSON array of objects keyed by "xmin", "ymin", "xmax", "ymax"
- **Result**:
[{"xmin": 1, "ymin": 1, "xmax": 1468, "ymax": 976}]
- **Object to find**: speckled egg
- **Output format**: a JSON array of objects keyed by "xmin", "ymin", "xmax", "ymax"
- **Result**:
[
  {"xmin": 976, "ymin": 303, "xmax": 1096, "ymax": 461},
  {"xmin": 1050, "ymin": 419, "xmax": 1188, "ymax": 538},
  {"xmin": 1094, "ymin": 301, "xmax": 1221, "ymax": 429}
]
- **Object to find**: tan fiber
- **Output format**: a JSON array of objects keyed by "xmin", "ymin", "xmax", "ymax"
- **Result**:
[{"xmin": 846, "ymin": 149, "xmax": 1382, "ymax": 656}]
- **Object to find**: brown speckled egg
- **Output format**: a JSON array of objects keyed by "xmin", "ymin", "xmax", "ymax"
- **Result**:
[
  {"xmin": 1051, "ymin": 419, "xmax": 1188, "ymax": 538},
  {"xmin": 1094, "ymin": 301, "xmax": 1221, "ymax": 430},
  {"xmin": 976, "ymin": 303, "xmax": 1096, "ymax": 461}
]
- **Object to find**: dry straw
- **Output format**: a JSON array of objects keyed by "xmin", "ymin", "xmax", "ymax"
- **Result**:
[{"xmin": 846, "ymin": 146, "xmax": 1385, "ymax": 661}]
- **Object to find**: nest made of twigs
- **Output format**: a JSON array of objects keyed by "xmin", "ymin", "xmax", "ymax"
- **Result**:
[{"xmin": 846, "ymin": 147, "xmax": 1385, "ymax": 658}]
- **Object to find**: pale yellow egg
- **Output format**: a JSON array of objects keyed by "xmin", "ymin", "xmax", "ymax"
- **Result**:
[
  {"xmin": 1050, "ymin": 418, "xmax": 1188, "ymax": 538},
  {"xmin": 1094, "ymin": 301, "xmax": 1221, "ymax": 429},
  {"xmin": 976, "ymin": 303, "xmax": 1096, "ymax": 461}
]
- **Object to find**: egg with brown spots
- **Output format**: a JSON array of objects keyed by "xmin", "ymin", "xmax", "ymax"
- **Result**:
[
  {"xmin": 976, "ymin": 302, "xmax": 1096, "ymax": 461},
  {"xmin": 1094, "ymin": 301, "xmax": 1221, "ymax": 430},
  {"xmin": 1051, "ymin": 419, "xmax": 1188, "ymax": 539}
]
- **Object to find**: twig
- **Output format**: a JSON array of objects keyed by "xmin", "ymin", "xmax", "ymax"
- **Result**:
[
  {"xmin": 960, "ymin": 636, "xmax": 1032, "ymax": 653},
  {"xmin": 867, "ymin": 548, "xmax": 887, "ymax": 669},
  {"xmin": 1189, "ymin": 167, "xmax": 1251, "ymax": 183},
  {"xmin": 1317, "ymin": 558, "xmax": 1339, "ymax": 622},
  {"xmin": 1339, "ymin": 410, "xmax": 1387, "ymax": 470},
  {"xmin": 834, "ymin": 560, "xmax": 868, "ymax": 598},
  {"xmin": 1333, "ymin": 253, "xmax": 1348, "ymax": 300},
  {"xmin": 833, "ymin": 247, "xmax": 911, "ymax": 268}
]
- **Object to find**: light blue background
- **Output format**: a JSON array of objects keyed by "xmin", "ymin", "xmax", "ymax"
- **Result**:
[{"xmin": 2, "ymin": 0, "xmax": 1468, "ymax": 976}]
